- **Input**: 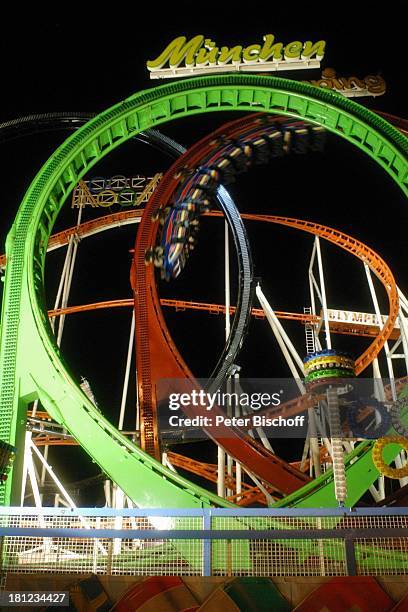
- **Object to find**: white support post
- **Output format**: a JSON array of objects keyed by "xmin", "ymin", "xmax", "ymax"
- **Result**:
[
  {"xmin": 241, "ymin": 403, "xmax": 275, "ymax": 451},
  {"xmin": 242, "ymin": 467, "xmax": 275, "ymax": 506},
  {"xmin": 24, "ymin": 445, "xmax": 52, "ymax": 558},
  {"xmin": 50, "ymin": 238, "xmax": 74, "ymax": 332},
  {"xmin": 235, "ymin": 375, "xmax": 274, "ymax": 452},
  {"xmin": 217, "ymin": 446, "xmax": 226, "ymax": 498},
  {"xmin": 104, "ymin": 480, "xmax": 112, "ymax": 508},
  {"xmin": 234, "ymin": 372, "xmax": 242, "ymax": 501},
  {"xmin": 118, "ymin": 312, "xmax": 135, "ymax": 431},
  {"xmin": 39, "ymin": 445, "xmax": 49, "ymax": 502},
  {"xmin": 30, "ymin": 441, "xmax": 107, "ymax": 555},
  {"xmin": 113, "ymin": 488, "xmax": 124, "ymax": 555},
  {"xmin": 162, "ymin": 452, "xmax": 177, "ymax": 472},
  {"xmin": 256, "ymin": 285, "xmax": 305, "ymax": 381},
  {"xmin": 56, "ymin": 206, "xmax": 82, "ymax": 346},
  {"xmin": 27, "ymin": 450, "xmax": 47, "ymax": 529},
  {"xmin": 315, "ymin": 237, "xmax": 332, "ymax": 350},
  {"xmin": 39, "ymin": 210, "xmax": 83, "ymax": 504},
  {"xmin": 364, "ymin": 264, "xmax": 396, "ymax": 393},
  {"xmin": 226, "ymin": 377, "xmax": 233, "ymax": 498},
  {"xmin": 56, "ymin": 237, "xmax": 79, "ymax": 346},
  {"xmin": 256, "ymin": 284, "xmax": 321, "ymax": 476},
  {"xmin": 300, "ymin": 438, "xmax": 310, "ymax": 473},
  {"xmin": 30, "ymin": 441, "xmax": 81, "ymax": 510},
  {"xmin": 114, "ymin": 312, "xmax": 136, "ymax": 545},
  {"xmin": 20, "ymin": 431, "xmax": 32, "ymax": 506},
  {"xmin": 398, "ymin": 289, "xmax": 408, "ymax": 375},
  {"xmin": 308, "ymin": 240, "xmax": 318, "ymax": 317},
  {"xmin": 398, "ymin": 310, "xmax": 408, "ymax": 375}
]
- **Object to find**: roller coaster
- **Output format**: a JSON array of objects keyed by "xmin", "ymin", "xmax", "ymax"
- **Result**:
[{"xmin": 0, "ymin": 76, "xmax": 407, "ymax": 525}]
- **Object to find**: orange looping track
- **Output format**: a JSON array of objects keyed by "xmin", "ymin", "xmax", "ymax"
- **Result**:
[{"xmin": 131, "ymin": 114, "xmax": 399, "ymax": 496}]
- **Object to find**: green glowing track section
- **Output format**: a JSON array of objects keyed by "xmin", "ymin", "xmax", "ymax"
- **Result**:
[{"xmin": 0, "ymin": 75, "xmax": 407, "ymax": 509}]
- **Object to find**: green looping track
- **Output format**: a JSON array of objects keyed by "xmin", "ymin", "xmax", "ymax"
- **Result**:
[{"xmin": 0, "ymin": 74, "xmax": 407, "ymax": 511}]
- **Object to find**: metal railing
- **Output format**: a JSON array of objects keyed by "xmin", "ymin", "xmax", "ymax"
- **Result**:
[{"xmin": 0, "ymin": 507, "xmax": 407, "ymax": 577}]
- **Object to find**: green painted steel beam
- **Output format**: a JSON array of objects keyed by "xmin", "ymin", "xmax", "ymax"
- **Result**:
[{"xmin": 0, "ymin": 74, "xmax": 407, "ymax": 514}]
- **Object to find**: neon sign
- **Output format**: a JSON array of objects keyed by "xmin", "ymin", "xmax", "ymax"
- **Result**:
[
  {"xmin": 304, "ymin": 68, "xmax": 386, "ymax": 98},
  {"xmin": 71, "ymin": 174, "xmax": 162, "ymax": 209},
  {"xmin": 147, "ymin": 34, "xmax": 326, "ymax": 79}
]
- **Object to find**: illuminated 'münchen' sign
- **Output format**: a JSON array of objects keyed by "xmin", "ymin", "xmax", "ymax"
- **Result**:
[{"xmin": 147, "ymin": 35, "xmax": 326, "ymax": 79}]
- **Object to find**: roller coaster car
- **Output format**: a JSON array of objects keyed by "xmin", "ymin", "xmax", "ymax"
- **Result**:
[
  {"xmin": 310, "ymin": 125, "xmax": 326, "ymax": 151},
  {"xmin": 194, "ymin": 198, "xmax": 211, "ymax": 213},
  {"xmin": 282, "ymin": 124, "xmax": 310, "ymax": 154},
  {"xmin": 154, "ymin": 207, "xmax": 190, "ymax": 280},
  {"xmin": 144, "ymin": 248, "xmax": 155, "ymax": 264},
  {"xmin": 223, "ymin": 143, "xmax": 252, "ymax": 174},
  {"xmin": 156, "ymin": 117, "xmax": 327, "ymax": 284},
  {"xmin": 144, "ymin": 247, "xmax": 164, "ymax": 267},
  {"xmin": 254, "ymin": 114, "xmax": 272, "ymax": 126},
  {"xmin": 174, "ymin": 167, "xmax": 193, "ymax": 181},
  {"xmin": 209, "ymin": 134, "xmax": 231, "ymax": 148},
  {"xmin": 174, "ymin": 213, "xmax": 199, "ymax": 231},
  {"xmin": 195, "ymin": 170, "xmax": 219, "ymax": 193},
  {"xmin": 166, "ymin": 240, "xmax": 186, "ymax": 280},
  {"xmin": 176, "ymin": 204, "xmax": 200, "ymax": 225},
  {"xmin": 179, "ymin": 197, "xmax": 211, "ymax": 215},
  {"xmin": 210, "ymin": 157, "xmax": 235, "ymax": 185},
  {"xmin": 250, "ymin": 135, "xmax": 271, "ymax": 164},
  {"xmin": 293, "ymin": 127, "xmax": 310, "ymax": 154},
  {"xmin": 266, "ymin": 130, "xmax": 284, "ymax": 157},
  {"xmin": 177, "ymin": 181, "xmax": 216, "ymax": 213},
  {"xmin": 151, "ymin": 206, "xmax": 171, "ymax": 224}
]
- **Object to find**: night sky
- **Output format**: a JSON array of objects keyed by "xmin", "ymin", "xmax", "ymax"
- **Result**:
[{"xmin": 0, "ymin": 8, "xmax": 406, "ymax": 504}]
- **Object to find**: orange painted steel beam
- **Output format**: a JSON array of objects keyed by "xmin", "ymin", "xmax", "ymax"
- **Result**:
[
  {"xmin": 48, "ymin": 299, "xmax": 316, "ymax": 323},
  {"xmin": 131, "ymin": 119, "xmax": 398, "ymax": 493},
  {"xmin": 227, "ymin": 486, "xmax": 270, "ymax": 506},
  {"xmin": 46, "ymin": 209, "xmax": 143, "ymax": 249},
  {"xmin": 159, "ymin": 298, "xmax": 400, "ymax": 340},
  {"xmin": 49, "ymin": 299, "xmax": 134, "ymax": 317},
  {"xmin": 28, "ymin": 410, "xmax": 52, "ymax": 420},
  {"xmin": 33, "ymin": 436, "xmax": 78, "ymax": 447},
  {"xmin": 47, "ymin": 298, "xmax": 400, "ymax": 340},
  {"xmin": 132, "ymin": 110, "xmax": 399, "ymax": 493},
  {"xmin": 0, "ymin": 209, "xmax": 143, "ymax": 269},
  {"xmin": 228, "ymin": 212, "xmax": 399, "ymax": 376},
  {"xmin": 132, "ymin": 113, "xmax": 312, "ymax": 494}
]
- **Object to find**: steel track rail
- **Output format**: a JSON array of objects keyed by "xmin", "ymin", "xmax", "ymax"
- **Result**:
[{"xmin": 0, "ymin": 75, "xmax": 407, "ymax": 511}]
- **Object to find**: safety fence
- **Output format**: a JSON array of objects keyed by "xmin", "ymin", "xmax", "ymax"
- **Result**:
[{"xmin": 0, "ymin": 507, "xmax": 407, "ymax": 577}]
